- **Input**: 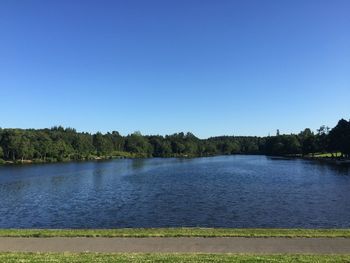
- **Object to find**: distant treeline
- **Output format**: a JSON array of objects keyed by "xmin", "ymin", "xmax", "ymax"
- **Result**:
[{"xmin": 0, "ymin": 118, "xmax": 349, "ymax": 164}]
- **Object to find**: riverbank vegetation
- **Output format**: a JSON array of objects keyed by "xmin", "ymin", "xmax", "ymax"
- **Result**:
[
  {"xmin": 0, "ymin": 253, "xmax": 349, "ymax": 262},
  {"xmin": 1, "ymin": 228, "xmax": 350, "ymax": 238},
  {"xmin": 0, "ymin": 118, "xmax": 349, "ymax": 164}
]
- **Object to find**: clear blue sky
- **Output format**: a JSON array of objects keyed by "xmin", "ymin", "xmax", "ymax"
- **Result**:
[{"xmin": 0, "ymin": 0, "xmax": 349, "ymax": 138}]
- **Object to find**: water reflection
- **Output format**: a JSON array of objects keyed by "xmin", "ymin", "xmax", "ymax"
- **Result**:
[{"xmin": 131, "ymin": 158, "xmax": 146, "ymax": 170}]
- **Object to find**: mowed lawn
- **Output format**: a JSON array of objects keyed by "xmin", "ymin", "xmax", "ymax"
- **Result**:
[
  {"xmin": 1, "ymin": 229, "xmax": 350, "ymax": 262},
  {"xmin": 0, "ymin": 253, "xmax": 350, "ymax": 263}
]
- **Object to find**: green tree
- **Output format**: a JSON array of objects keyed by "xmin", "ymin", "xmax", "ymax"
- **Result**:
[
  {"xmin": 33, "ymin": 132, "xmax": 53, "ymax": 161},
  {"xmin": 52, "ymin": 139, "xmax": 72, "ymax": 161},
  {"xmin": 284, "ymin": 135, "xmax": 301, "ymax": 154},
  {"xmin": 109, "ymin": 131, "xmax": 124, "ymax": 151},
  {"xmin": 72, "ymin": 133, "xmax": 94, "ymax": 158},
  {"xmin": 125, "ymin": 132, "xmax": 152, "ymax": 156},
  {"xmin": 17, "ymin": 136, "xmax": 34, "ymax": 161},
  {"xmin": 93, "ymin": 132, "xmax": 113, "ymax": 156},
  {"xmin": 328, "ymin": 119, "xmax": 350, "ymax": 157},
  {"xmin": 316, "ymin": 125, "xmax": 330, "ymax": 153},
  {"xmin": 149, "ymin": 136, "xmax": 172, "ymax": 157}
]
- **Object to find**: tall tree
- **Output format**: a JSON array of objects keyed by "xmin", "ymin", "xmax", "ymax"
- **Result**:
[
  {"xmin": 329, "ymin": 119, "xmax": 350, "ymax": 157},
  {"xmin": 299, "ymin": 128, "xmax": 316, "ymax": 156}
]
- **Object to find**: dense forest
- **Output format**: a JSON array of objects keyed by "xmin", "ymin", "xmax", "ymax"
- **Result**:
[{"xmin": 0, "ymin": 118, "xmax": 349, "ymax": 164}]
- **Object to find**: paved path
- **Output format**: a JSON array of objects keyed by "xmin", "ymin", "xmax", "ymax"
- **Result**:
[{"xmin": 1, "ymin": 237, "xmax": 350, "ymax": 254}]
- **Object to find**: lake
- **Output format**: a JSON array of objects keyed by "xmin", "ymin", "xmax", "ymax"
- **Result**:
[{"xmin": 0, "ymin": 155, "xmax": 349, "ymax": 228}]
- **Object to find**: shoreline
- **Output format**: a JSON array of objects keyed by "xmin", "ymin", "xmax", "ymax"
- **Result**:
[
  {"xmin": 1, "ymin": 153, "xmax": 349, "ymax": 167},
  {"xmin": 279, "ymin": 155, "xmax": 350, "ymax": 166},
  {"xmin": 0, "ymin": 228, "xmax": 350, "ymax": 238}
]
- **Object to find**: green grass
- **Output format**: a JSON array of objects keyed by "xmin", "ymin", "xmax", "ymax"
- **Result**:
[
  {"xmin": 0, "ymin": 253, "xmax": 349, "ymax": 262},
  {"xmin": 1, "ymin": 228, "xmax": 350, "ymax": 238},
  {"xmin": 311, "ymin": 152, "xmax": 342, "ymax": 158}
]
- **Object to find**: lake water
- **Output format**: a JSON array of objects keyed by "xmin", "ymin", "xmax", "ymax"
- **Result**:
[{"xmin": 0, "ymin": 155, "xmax": 349, "ymax": 228}]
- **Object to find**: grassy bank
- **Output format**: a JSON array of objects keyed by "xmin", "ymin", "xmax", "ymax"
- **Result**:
[
  {"xmin": 0, "ymin": 152, "xmax": 207, "ymax": 165},
  {"xmin": 1, "ymin": 228, "xmax": 350, "ymax": 238},
  {"xmin": 0, "ymin": 151, "xmax": 141, "ymax": 165},
  {"xmin": 0, "ymin": 253, "xmax": 349, "ymax": 262}
]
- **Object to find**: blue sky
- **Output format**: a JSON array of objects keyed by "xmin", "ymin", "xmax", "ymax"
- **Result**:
[{"xmin": 0, "ymin": 0, "xmax": 349, "ymax": 138}]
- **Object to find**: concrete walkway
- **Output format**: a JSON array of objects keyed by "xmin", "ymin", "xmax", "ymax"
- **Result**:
[{"xmin": 0, "ymin": 237, "xmax": 350, "ymax": 254}]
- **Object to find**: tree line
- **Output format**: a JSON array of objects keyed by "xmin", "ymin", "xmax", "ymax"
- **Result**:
[{"xmin": 0, "ymin": 118, "xmax": 349, "ymax": 164}]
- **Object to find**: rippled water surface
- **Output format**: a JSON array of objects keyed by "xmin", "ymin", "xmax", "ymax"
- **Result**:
[{"xmin": 0, "ymin": 155, "xmax": 349, "ymax": 228}]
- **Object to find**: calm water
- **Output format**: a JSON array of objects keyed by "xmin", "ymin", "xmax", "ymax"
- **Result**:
[{"xmin": 0, "ymin": 155, "xmax": 349, "ymax": 228}]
